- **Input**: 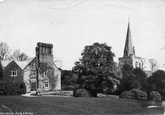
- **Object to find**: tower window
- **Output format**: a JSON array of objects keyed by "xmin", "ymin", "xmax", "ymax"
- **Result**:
[
  {"xmin": 43, "ymin": 47, "xmax": 45, "ymax": 54},
  {"xmin": 135, "ymin": 62, "xmax": 138, "ymax": 68}
]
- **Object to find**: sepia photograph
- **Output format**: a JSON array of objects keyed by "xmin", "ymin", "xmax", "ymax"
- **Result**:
[{"xmin": 0, "ymin": 0, "xmax": 165, "ymax": 114}]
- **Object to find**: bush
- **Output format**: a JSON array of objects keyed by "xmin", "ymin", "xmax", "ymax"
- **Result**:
[
  {"xmin": 149, "ymin": 91, "xmax": 161, "ymax": 101},
  {"xmin": 0, "ymin": 81, "xmax": 5, "ymax": 95},
  {"xmin": 119, "ymin": 91, "xmax": 134, "ymax": 99},
  {"xmin": 131, "ymin": 89, "xmax": 147, "ymax": 100},
  {"xmin": 119, "ymin": 89, "xmax": 147, "ymax": 100},
  {"xmin": 3, "ymin": 82, "xmax": 14, "ymax": 95},
  {"xmin": 19, "ymin": 82, "xmax": 26, "ymax": 94},
  {"xmin": 0, "ymin": 81, "xmax": 26, "ymax": 95},
  {"xmin": 73, "ymin": 88, "xmax": 91, "ymax": 97},
  {"xmin": 62, "ymin": 85, "xmax": 75, "ymax": 91}
]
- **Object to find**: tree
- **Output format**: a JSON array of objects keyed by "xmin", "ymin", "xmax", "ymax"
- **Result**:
[
  {"xmin": 132, "ymin": 67, "xmax": 147, "ymax": 90},
  {"xmin": 149, "ymin": 59, "xmax": 159, "ymax": 72},
  {"xmin": 72, "ymin": 42, "xmax": 118, "ymax": 96},
  {"xmin": 146, "ymin": 70, "xmax": 165, "ymax": 97},
  {"xmin": 118, "ymin": 64, "xmax": 147, "ymax": 93},
  {"xmin": 118, "ymin": 64, "xmax": 134, "ymax": 92},
  {"xmin": 11, "ymin": 49, "xmax": 29, "ymax": 61},
  {"xmin": 0, "ymin": 42, "xmax": 11, "ymax": 60},
  {"xmin": 61, "ymin": 70, "xmax": 78, "ymax": 87}
]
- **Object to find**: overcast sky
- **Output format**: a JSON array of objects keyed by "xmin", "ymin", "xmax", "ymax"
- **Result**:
[{"xmin": 0, "ymin": 0, "xmax": 165, "ymax": 70}]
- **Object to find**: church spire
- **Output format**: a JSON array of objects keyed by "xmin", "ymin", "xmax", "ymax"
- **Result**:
[{"xmin": 123, "ymin": 17, "xmax": 135, "ymax": 57}]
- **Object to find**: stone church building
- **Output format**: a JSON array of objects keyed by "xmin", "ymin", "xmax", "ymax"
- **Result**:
[{"xmin": 119, "ymin": 19, "xmax": 145, "ymax": 69}]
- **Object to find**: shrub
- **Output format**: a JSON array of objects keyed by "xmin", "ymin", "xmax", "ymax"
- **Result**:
[
  {"xmin": 73, "ymin": 88, "xmax": 91, "ymax": 97},
  {"xmin": 19, "ymin": 82, "xmax": 26, "ymax": 94},
  {"xmin": 119, "ymin": 91, "xmax": 134, "ymax": 99},
  {"xmin": 62, "ymin": 85, "xmax": 75, "ymax": 91},
  {"xmin": 88, "ymin": 89, "xmax": 97, "ymax": 97},
  {"xmin": 131, "ymin": 89, "xmax": 147, "ymax": 100},
  {"xmin": 119, "ymin": 89, "xmax": 147, "ymax": 100},
  {"xmin": 3, "ymin": 82, "xmax": 14, "ymax": 95},
  {"xmin": 149, "ymin": 91, "xmax": 161, "ymax": 101},
  {"xmin": 13, "ymin": 81, "xmax": 20, "ymax": 94},
  {"xmin": 0, "ymin": 81, "xmax": 26, "ymax": 95},
  {"xmin": 0, "ymin": 81, "xmax": 5, "ymax": 95}
]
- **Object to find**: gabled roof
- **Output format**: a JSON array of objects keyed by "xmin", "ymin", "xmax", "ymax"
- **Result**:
[
  {"xmin": 1, "ymin": 57, "xmax": 61, "ymax": 71},
  {"xmin": 15, "ymin": 61, "xmax": 29, "ymax": 70},
  {"xmin": 17, "ymin": 58, "xmax": 35, "ymax": 70},
  {"xmin": 1, "ymin": 58, "xmax": 35, "ymax": 70},
  {"xmin": 1, "ymin": 60, "xmax": 12, "ymax": 68},
  {"xmin": 1, "ymin": 60, "xmax": 22, "ymax": 70}
]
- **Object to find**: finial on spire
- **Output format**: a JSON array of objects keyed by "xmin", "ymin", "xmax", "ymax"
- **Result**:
[{"xmin": 128, "ymin": 17, "xmax": 130, "ymax": 23}]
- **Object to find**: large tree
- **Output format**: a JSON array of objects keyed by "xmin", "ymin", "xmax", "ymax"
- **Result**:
[
  {"xmin": 118, "ymin": 64, "xmax": 147, "ymax": 93},
  {"xmin": 0, "ymin": 42, "xmax": 11, "ymax": 60},
  {"xmin": 72, "ymin": 42, "xmax": 120, "ymax": 96}
]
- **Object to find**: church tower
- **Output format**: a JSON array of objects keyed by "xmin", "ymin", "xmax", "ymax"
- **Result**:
[{"xmin": 119, "ymin": 18, "xmax": 144, "ymax": 69}]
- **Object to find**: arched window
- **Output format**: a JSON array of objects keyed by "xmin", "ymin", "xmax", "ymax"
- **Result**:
[
  {"xmin": 10, "ymin": 69, "xmax": 17, "ymax": 77},
  {"xmin": 139, "ymin": 63, "xmax": 141, "ymax": 68},
  {"xmin": 135, "ymin": 61, "xmax": 138, "ymax": 68}
]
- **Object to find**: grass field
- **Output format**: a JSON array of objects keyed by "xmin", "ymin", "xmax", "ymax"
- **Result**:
[{"xmin": 0, "ymin": 95, "xmax": 164, "ymax": 115}]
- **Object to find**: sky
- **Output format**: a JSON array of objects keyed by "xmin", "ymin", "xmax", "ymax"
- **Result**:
[{"xmin": 0, "ymin": 0, "xmax": 165, "ymax": 70}]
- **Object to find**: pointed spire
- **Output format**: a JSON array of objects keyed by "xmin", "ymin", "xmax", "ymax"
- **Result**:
[{"xmin": 123, "ymin": 17, "xmax": 135, "ymax": 57}]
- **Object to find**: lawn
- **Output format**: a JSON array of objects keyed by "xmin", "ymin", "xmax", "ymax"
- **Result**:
[{"xmin": 0, "ymin": 95, "xmax": 164, "ymax": 115}]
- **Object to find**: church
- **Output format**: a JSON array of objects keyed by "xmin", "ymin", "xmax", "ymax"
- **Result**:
[{"xmin": 118, "ymin": 19, "xmax": 145, "ymax": 69}]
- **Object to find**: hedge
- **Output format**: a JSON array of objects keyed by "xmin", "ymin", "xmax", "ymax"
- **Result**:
[
  {"xmin": 73, "ymin": 88, "xmax": 91, "ymax": 97},
  {"xmin": 120, "ymin": 89, "xmax": 147, "ymax": 100},
  {"xmin": 0, "ymin": 81, "xmax": 26, "ymax": 95}
]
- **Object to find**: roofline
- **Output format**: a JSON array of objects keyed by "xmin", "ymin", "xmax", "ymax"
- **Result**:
[
  {"xmin": 0, "ymin": 60, "xmax": 11, "ymax": 69},
  {"xmin": 23, "ymin": 57, "xmax": 36, "ymax": 70},
  {"xmin": 53, "ymin": 62, "xmax": 62, "ymax": 70},
  {"xmin": 5, "ymin": 60, "xmax": 22, "ymax": 70}
]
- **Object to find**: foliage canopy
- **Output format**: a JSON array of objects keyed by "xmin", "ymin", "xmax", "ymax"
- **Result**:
[{"xmin": 72, "ymin": 42, "xmax": 120, "ymax": 95}]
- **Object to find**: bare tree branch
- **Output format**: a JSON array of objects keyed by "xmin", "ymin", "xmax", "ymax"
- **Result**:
[
  {"xmin": 149, "ymin": 59, "xmax": 159, "ymax": 72},
  {"xmin": 0, "ymin": 42, "xmax": 11, "ymax": 60},
  {"xmin": 11, "ymin": 49, "xmax": 29, "ymax": 61}
]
